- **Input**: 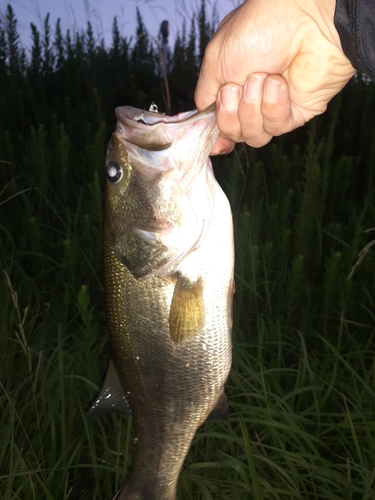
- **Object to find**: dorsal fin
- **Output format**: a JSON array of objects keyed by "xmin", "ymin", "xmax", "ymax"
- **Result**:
[{"xmin": 87, "ymin": 360, "xmax": 131, "ymax": 416}]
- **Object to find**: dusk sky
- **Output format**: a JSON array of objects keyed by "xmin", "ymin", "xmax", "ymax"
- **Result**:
[{"xmin": 1, "ymin": 0, "xmax": 238, "ymax": 51}]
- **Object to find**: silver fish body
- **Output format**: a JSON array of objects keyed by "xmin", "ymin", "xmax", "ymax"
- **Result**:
[{"xmin": 100, "ymin": 104, "xmax": 234, "ymax": 499}]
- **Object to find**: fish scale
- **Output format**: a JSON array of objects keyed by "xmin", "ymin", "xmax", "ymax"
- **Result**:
[{"xmin": 94, "ymin": 104, "xmax": 234, "ymax": 499}]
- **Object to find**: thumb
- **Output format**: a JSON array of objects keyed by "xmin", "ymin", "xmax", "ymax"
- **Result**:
[{"xmin": 195, "ymin": 55, "xmax": 220, "ymax": 111}]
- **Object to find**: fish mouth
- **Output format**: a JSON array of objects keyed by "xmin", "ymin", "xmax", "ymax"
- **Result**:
[
  {"xmin": 116, "ymin": 103, "xmax": 216, "ymax": 127},
  {"xmin": 113, "ymin": 103, "xmax": 217, "ymax": 152}
]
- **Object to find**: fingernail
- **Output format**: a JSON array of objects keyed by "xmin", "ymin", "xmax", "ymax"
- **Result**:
[
  {"xmin": 219, "ymin": 86, "xmax": 240, "ymax": 112},
  {"xmin": 264, "ymin": 78, "xmax": 281, "ymax": 103},
  {"xmin": 244, "ymin": 74, "xmax": 263, "ymax": 102}
]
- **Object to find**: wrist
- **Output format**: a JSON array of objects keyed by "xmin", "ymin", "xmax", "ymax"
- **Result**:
[
  {"xmin": 304, "ymin": 0, "xmax": 343, "ymax": 49},
  {"xmin": 333, "ymin": 0, "xmax": 375, "ymax": 78}
]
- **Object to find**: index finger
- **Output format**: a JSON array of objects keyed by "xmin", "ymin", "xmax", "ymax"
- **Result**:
[{"xmin": 195, "ymin": 49, "xmax": 220, "ymax": 111}]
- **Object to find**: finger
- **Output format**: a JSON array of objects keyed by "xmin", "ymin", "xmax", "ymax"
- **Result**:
[
  {"xmin": 261, "ymin": 74, "xmax": 305, "ymax": 136},
  {"xmin": 210, "ymin": 136, "xmax": 235, "ymax": 156},
  {"xmin": 195, "ymin": 44, "xmax": 220, "ymax": 111},
  {"xmin": 215, "ymin": 84, "xmax": 243, "ymax": 143},
  {"xmin": 237, "ymin": 74, "xmax": 273, "ymax": 148}
]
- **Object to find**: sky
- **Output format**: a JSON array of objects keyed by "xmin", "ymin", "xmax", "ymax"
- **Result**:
[{"xmin": 0, "ymin": 0, "xmax": 240, "ymax": 51}]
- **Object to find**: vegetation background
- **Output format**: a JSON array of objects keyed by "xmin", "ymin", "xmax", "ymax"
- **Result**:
[{"xmin": 1, "ymin": 2, "xmax": 375, "ymax": 499}]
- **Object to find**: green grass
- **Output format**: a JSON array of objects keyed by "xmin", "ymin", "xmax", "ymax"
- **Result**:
[
  {"xmin": 1, "ymin": 4, "xmax": 375, "ymax": 498},
  {"xmin": 2, "ymin": 93, "xmax": 375, "ymax": 497}
]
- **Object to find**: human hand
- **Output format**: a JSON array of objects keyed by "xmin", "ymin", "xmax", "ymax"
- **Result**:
[{"xmin": 195, "ymin": 0, "xmax": 355, "ymax": 153}]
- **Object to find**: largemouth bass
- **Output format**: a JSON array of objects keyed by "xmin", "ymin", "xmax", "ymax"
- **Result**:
[{"xmin": 93, "ymin": 104, "xmax": 234, "ymax": 499}]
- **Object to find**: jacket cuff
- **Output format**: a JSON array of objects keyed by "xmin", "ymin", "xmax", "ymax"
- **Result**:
[{"xmin": 334, "ymin": 0, "xmax": 375, "ymax": 79}]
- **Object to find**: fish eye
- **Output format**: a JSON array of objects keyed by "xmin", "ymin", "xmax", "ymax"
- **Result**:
[{"xmin": 106, "ymin": 161, "xmax": 123, "ymax": 183}]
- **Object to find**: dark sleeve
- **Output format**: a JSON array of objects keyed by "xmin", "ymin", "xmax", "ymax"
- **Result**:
[{"xmin": 334, "ymin": 0, "xmax": 375, "ymax": 79}]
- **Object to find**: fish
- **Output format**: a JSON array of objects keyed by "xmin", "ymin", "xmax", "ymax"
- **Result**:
[{"xmin": 90, "ymin": 103, "xmax": 234, "ymax": 499}]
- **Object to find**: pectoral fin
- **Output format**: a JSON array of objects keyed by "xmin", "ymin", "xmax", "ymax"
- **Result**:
[
  {"xmin": 169, "ymin": 274, "xmax": 205, "ymax": 344},
  {"xmin": 87, "ymin": 359, "xmax": 131, "ymax": 416}
]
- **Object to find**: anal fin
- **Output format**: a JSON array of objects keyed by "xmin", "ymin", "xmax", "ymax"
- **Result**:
[{"xmin": 209, "ymin": 387, "xmax": 229, "ymax": 420}]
